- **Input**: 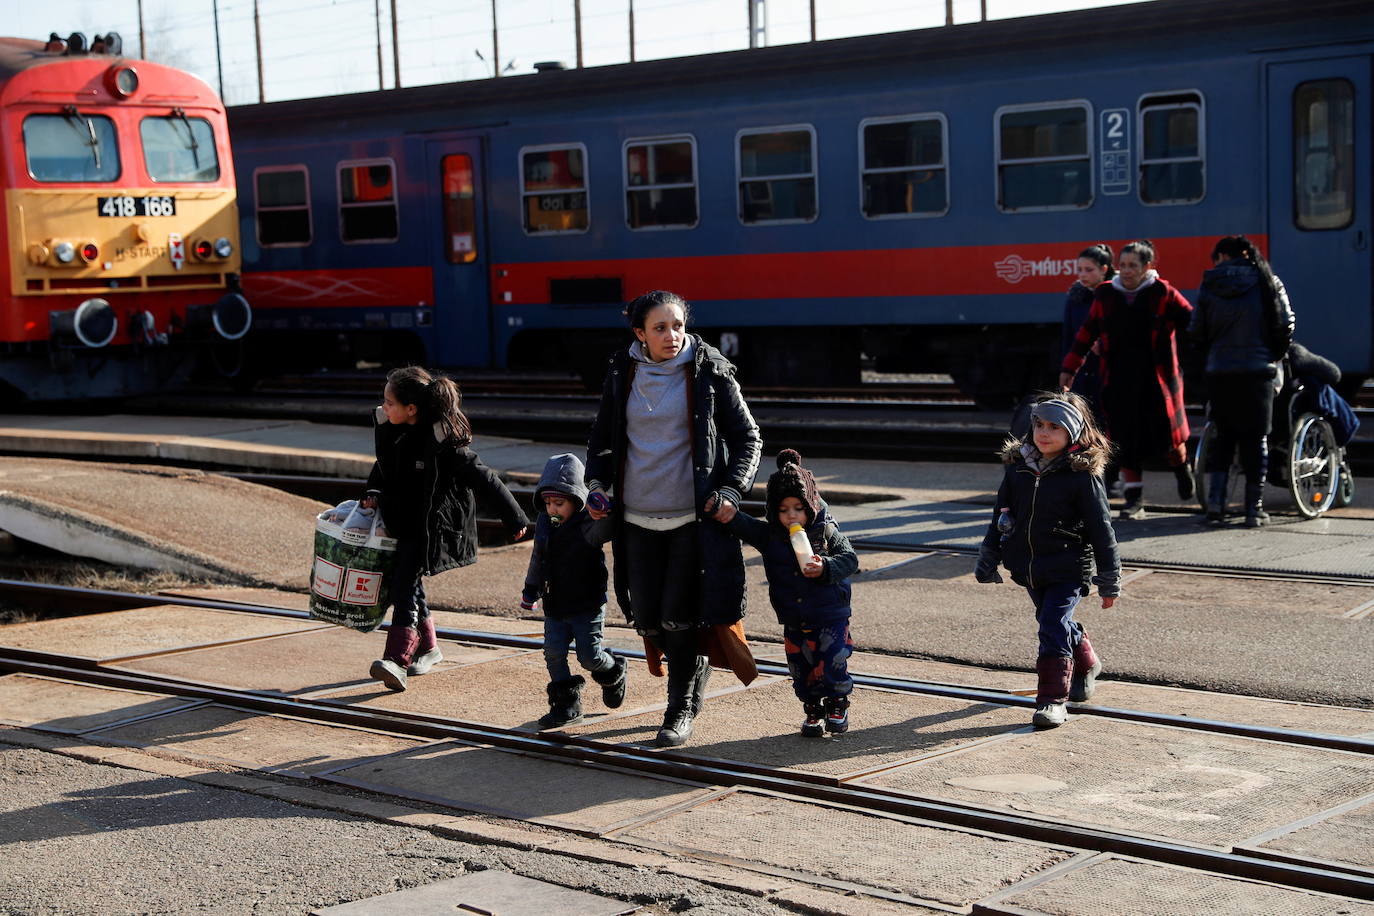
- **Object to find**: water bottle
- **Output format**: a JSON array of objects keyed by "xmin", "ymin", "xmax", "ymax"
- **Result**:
[
  {"xmin": 997, "ymin": 508, "xmax": 1014, "ymax": 543},
  {"xmin": 788, "ymin": 523, "xmax": 814, "ymax": 572}
]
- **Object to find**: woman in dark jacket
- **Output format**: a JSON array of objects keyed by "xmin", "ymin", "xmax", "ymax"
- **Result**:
[
  {"xmin": 1060, "ymin": 240, "xmax": 1194, "ymax": 519},
  {"xmin": 1188, "ymin": 236, "xmax": 1296, "ymax": 527},
  {"xmin": 585, "ymin": 290, "xmax": 762, "ymax": 747},
  {"xmin": 363, "ymin": 367, "xmax": 528, "ymax": 691}
]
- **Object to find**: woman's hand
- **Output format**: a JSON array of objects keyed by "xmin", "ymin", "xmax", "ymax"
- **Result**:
[
  {"xmin": 802, "ymin": 556, "xmax": 823, "ymax": 578},
  {"xmin": 1101, "ymin": 596, "xmax": 1116, "ymax": 609},
  {"xmin": 1058, "ymin": 371, "xmax": 1075, "ymax": 392}
]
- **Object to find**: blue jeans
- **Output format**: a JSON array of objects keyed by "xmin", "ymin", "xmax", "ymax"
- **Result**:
[
  {"xmin": 544, "ymin": 607, "xmax": 615, "ymax": 682},
  {"xmin": 783, "ymin": 622, "xmax": 854, "ymax": 702},
  {"xmin": 1027, "ymin": 582, "xmax": 1084, "ymax": 658},
  {"xmin": 388, "ymin": 538, "xmax": 430, "ymax": 629}
]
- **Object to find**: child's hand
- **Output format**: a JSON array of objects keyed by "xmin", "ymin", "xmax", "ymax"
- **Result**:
[
  {"xmin": 519, "ymin": 597, "xmax": 537, "ymax": 612},
  {"xmin": 1101, "ymin": 596, "xmax": 1116, "ymax": 609},
  {"xmin": 802, "ymin": 556, "xmax": 823, "ymax": 578},
  {"xmin": 360, "ymin": 496, "xmax": 377, "ymax": 510},
  {"xmin": 1058, "ymin": 371, "xmax": 1075, "ymax": 392},
  {"xmin": 587, "ymin": 488, "xmax": 610, "ymax": 520},
  {"xmin": 512, "ymin": 526, "xmax": 528, "ymax": 542},
  {"xmin": 705, "ymin": 493, "xmax": 737, "ymax": 523}
]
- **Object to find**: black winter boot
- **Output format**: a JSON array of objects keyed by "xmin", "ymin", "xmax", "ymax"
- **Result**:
[
  {"xmin": 1244, "ymin": 480, "xmax": 1269, "ymax": 528},
  {"xmin": 1204, "ymin": 472, "xmax": 1228, "ymax": 524},
  {"xmin": 800, "ymin": 702, "xmax": 825, "ymax": 738},
  {"xmin": 655, "ymin": 658, "xmax": 697, "ymax": 747},
  {"xmin": 688, "ymin": 655, "xmax": 712, "ymax": 717},
  {"xmin": 1173, "ymin": 463, "xmax": 1195, "ymax": 501},
  {"xmin": 590, "ymin": 654, "xmax": 628, "ymax": 709},
  {"xmin": 538, "ymin": 676, "xmax": 585, "ymax": 730}
]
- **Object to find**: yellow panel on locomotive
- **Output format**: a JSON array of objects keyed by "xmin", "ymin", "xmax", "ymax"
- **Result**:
[{"xmin": 0, "ymin": 32, "xmax": 250, "ymax": 399}]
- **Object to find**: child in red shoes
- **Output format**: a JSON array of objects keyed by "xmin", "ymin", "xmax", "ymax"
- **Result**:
[
  {"xmin": 975, "ymin": 392, "xmax": 1120, "ymax": 728},
  {"xmin": 362, "ymin": 367, "xmax": 527, "ymax": 691}
]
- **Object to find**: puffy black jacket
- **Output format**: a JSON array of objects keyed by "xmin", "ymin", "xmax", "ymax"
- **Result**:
[
  {"xmin": 726, "ymin": 503, "xmax": 858, "ymax": 627},
  {"xmin": 586, "ymin": 335, "xmax": 762, "ymax": 626},
  {"xmin": 981, "ymin": 445, "xmax": 1120, "ymax": 595},
  {"xmin": 366, "ymin": 414, "xmax": 528, "ymax": 575},
  {"xmin": 521, "ymin": 510, "xmax": 613, "ymax": 618},
  {"xmin": 1189, "ymin": 259, "xmax": 1295, "ymax": 376}
]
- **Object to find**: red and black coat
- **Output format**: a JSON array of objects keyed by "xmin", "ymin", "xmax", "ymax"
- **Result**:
[{"xmin": 1062, "ymin": 277, "xmax": 1193, "ymax": 453}]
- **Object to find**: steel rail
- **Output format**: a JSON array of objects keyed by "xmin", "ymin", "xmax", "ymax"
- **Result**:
[
  {"xmin": 2, "ymin": 649, "xmax": 1372, "ymax": 901},
  {"xmin": 3, "ymin": 578, "xmax": 1372, "ymax": 756}
]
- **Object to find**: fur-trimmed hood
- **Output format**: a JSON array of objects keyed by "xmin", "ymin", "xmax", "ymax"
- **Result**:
[{"xmin": 1000, "ymin": 437, "xmax": 1108, "ymax": 476}]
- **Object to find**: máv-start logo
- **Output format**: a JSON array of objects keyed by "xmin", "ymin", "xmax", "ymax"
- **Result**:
[{"xmin": 995, "ymin": 254, "xmax": 1076, "ymax": 284}]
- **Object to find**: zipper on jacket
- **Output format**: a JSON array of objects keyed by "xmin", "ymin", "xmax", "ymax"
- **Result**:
[{"xmin": 1027, "ymin": 474, "xmax": 1041, "ymax": 588}]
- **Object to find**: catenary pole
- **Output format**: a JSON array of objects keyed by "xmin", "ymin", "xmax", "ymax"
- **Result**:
[
  {"xmin": 492, "ymin": 0, "xmax": 500, "ymax": 77},
  {"xmin": 254, "ymin": 0, "xmax": 264, "ymax": 102},
  {"xmin": 375, "ymin": 0, "xmax": 385, "ymax": 88},
  {"xmin": 629, "ymin": 0, "xmax": 635, "ymax": 62},
  {"xmin": 391, "ymin": 0, "xmax": 401, "ymax": 87},
  {"xmin": 575, "ymin": 0, "xmax": 583, "ymax": 67},
  {"xmin": 137, "ymin": 0, "xmax": 145, "ymax": 59},
  {"xmin": 809, "ymin": 0, "xmax": 815, "ymax": 41},
  {"xmin": 212, "ymin": 0, "xmax": 224, "ymax": 98}
]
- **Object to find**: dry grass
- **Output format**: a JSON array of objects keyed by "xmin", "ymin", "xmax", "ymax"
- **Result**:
[{"xmin": 0, "ymin": 552, "xmax": 220, "ymax": 625}]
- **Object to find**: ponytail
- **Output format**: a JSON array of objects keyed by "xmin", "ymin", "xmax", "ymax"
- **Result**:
[
  {"xmin": 1121, "ymin": 239, "xmax": 1156, "ymax": 267},
  {"xmin": 386, "ymin": 366, "xmax": 473, "ymax": 446},
  {"xmin": 1078, "ymin": 243, "xmax": 1115, "ymax": 279}
]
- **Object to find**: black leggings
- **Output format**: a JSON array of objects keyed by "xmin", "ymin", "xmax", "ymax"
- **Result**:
[
  {"xmin": 1206, "ymin": 373, "xmax": 1274, "ymax": 483},
  {"xmin": 388, "ymin": 537, "xmax": 431, "ymax": 630},
  {"xmin": 623, "ymin": 522, "xmax": 702, "ymax": 680}
]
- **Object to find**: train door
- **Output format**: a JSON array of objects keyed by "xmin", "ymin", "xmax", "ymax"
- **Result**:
[
  {"xmin": 425, "ymin": 138, "xmax": 492, "ymax": 366},
  {"xmin": 1266, "ymin": 56, "xmax": 1372, "ymax": 378}
]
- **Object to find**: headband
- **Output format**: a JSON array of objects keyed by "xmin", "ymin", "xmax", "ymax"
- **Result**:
[{"xmin": 1031, "ymin": 398, "xmax": 1085, "ymax": 444}]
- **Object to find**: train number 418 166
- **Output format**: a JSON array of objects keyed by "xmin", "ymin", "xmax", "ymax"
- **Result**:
[{"xmin": 96, "ymin": 195, "xmax": 177, "ymax": 218}]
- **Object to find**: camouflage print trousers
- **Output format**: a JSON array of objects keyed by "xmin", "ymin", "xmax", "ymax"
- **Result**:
[{"xmin": 783, "ymin": 621, "xmax": 854, "ymax": 702}]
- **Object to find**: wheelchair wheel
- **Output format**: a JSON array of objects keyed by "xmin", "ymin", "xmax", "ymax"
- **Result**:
[
  {"xmin": 1288, "ymin": 413, "xmax": 1340, "ymax": 518},
  {"xmin": 1333, "ymin": 455, "xmax": 1355, "ymax": 508},
  {"xmin": 1193, "ymin": 420, "xmax": 1244, "ymax": 513}
]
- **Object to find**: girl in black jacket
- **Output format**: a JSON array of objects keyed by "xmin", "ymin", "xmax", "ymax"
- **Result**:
[
  {"xmin": 363, "ymin": 367, "xmax": 528, "ymax": 691},
  {"xmin": 975, "ymin": 392, "xmax": 1121, "ymax": 729}
]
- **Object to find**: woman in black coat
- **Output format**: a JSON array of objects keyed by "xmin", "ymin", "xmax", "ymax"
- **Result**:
[
  {"xmin": 1188, "ymin": 235, "xmax": 1295, "ymax": 526},
  {"xmin": 585, "ymin": 290, "xmax": 762, "ymax": 747}
]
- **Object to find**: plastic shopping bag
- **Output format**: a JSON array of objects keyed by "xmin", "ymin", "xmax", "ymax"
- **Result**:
[{"xmin": 308, "ymin": 500, "xmax": 396, "ymax": 631}]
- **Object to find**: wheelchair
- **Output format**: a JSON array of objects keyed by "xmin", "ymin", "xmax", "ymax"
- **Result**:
[{"xmin": 1194, "ymin": 373, "xmax": 1354, "ymax": 519}]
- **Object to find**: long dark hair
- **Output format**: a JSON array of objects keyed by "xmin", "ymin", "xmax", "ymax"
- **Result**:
[
  {"xmin": 1211, "ymin": 235, "xmax": 1281, "ymax": 306},
  {"xmin": 1078, "ymin": 243, "xmax": 1115, "ymax": 279},
  {"xmin": 386, "ymin": 366, "xmax": 472, "ymax": 446}
]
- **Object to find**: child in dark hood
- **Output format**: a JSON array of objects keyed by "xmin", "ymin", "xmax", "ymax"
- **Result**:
[
  {"xmin": 521, "ymin": 453, "xmax": 626, "ymax": 729},
  {"xmin": 975, "ymin": 392, "xmax": 1121, "ymax": 729},
  {"xmin": 725, "ymin": 450, "xmax": 860, "ymax": 737}
]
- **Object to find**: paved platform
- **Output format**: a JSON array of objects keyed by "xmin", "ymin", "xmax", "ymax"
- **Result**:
[{"xmin": 5, "ymin": 600, "xmax": 1374, "ymax": 913}]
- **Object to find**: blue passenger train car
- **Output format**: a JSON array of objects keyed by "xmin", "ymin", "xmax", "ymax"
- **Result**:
[{"xmin": 228, "ymin": 0, "xmax": 1372, "ymax": 403}]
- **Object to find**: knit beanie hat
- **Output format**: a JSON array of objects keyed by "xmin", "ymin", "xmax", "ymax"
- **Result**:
[{"xmin": 766, "ymin": 449, "xmax": 821, "ymax": 526}]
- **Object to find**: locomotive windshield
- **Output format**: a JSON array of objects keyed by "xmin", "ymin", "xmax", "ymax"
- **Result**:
[
  {"xmin": 140, "ymin": 115, "xmax": 220, "ymax": 182},
  {"xmin": 23, "ymin": 113, "xmax": 121, "ymax": 182}
]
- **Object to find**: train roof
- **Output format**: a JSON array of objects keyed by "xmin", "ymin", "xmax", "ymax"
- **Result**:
[
  {"xmin": 229, "ymin": 0, "xmax": 1373, "ymax": 128},
  {"xmin": 0, "ymin": 37, "xmax": 124, "ymax": 82}
]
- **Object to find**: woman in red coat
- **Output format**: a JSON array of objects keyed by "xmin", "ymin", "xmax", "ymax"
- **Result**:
[{"xmin": 1059, "ymin": 240, "xmax": 1193, "ymax": 519}]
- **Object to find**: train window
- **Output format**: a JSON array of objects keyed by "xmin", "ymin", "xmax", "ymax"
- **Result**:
[
  {"xmin": 1138, "ymin": 92, "xmax": 1204, "ymax": 205},
  {"xmin": 255, "ymin": 167, "xmax": 311, "ymax": 247},
  {"xmin": 141, "ymin": 116, "xmax": 220, "ymax": 182},
  {"xmin": 996, "ymin": 102, "xmax": 1092, "ymax": 211},
  {"xmin": 23, "ymin": 113, "xmax": 120, "ymax": 182},
  {"xmin": 737, "ymin": 126, "xmax": 817, "ymax": 224},
  {"xmin": 338, "ymin": 159, "xmax": 399, "ymax": 243},
  {"xmin": 521, "ymin": 144, "xmax": 589, "ymax": 234},
  {"xmin": 859, "ymin": 115, "xmax": 948, "ymax": 219},
  {"xmin": 442, "ymin": 154, "xmax": 478, "ymax": 263},
  {"xmin": 625, "ymin": 137, "xmax": 698, "ymax": 230},
  {"xmin": 1294, "ymin": 79, "xmax": 1355, "ymax": 231}
]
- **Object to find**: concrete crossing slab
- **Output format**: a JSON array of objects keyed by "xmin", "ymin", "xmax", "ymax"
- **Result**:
[
  {"xmin": 1078, "ymin": 683, "xmax": 1374, "ymax": 737},
  {"xmin": 110, "ymin": 628, "xmax": 522, "ymax": 696},
  {"xmin": 323, "ymin": 741, "xmax": 717, "ymax": 835},
  {"xmin": 313, "ymin": 653, "xmax": 703, "ymax": 730},
  {"xmin": 973, "ymin": 854, "xmax": 1374, "ymax": 916},
  {"xmin": 312, "ymin": 870, "xmax": 639, "ymax": 916},
  {"xmin": 0, "ymin": 674, "xmax": 199, "ymax": 733},
  {"xmin": 0, "ymin": 605, "xmax": 326, "ymax": 662},
  {"xmin": 853, "ymin": 717, "xmax": 1374, "ymax": 849},
  {"xmin": 611, "ymin": 787, "xmax": 1078, "ymax": 910},
  {"xmin": 1241, "ymin": 792, "xmax": 1374, "ymax": 874},
  {"xmin": 571, "ymin": 680, "xmax": 1027, "ymax": 780},
  {"xmin": 84, "ymin": 703, "xmax": 428, "ymax": 776}
]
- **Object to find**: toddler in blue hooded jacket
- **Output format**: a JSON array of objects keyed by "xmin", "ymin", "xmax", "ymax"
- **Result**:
[
  {"xmin": 521, "ymin": 453, "xmax": 626, "ymax": 730},
  {"xmin": 725, "ymin": 449, "xmax": 860, "ymax": 737}
]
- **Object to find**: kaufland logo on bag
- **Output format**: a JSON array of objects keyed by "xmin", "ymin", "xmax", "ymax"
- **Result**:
[
  {"xmin": 344, "ymin": 569, "xmax": 383, "ymax": 606},
  {"xmin": 995, "ymin": 254, "xmax": 1076, "ymax": 284}
]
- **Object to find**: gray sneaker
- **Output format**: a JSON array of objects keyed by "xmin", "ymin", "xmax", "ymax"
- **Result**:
[{"xmin": 1032, "ymin": 702, "xmax": 1067, "ymax": 728}]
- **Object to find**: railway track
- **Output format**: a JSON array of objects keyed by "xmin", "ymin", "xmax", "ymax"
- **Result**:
[{"xmin": 3, "ymin": 579, "xmax": 1372, "ymax": 902}]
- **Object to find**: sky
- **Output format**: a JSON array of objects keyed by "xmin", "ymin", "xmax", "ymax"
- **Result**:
[{"xmin": 15, "ymin": 0, "xmax": 1147, "ymax": 106}]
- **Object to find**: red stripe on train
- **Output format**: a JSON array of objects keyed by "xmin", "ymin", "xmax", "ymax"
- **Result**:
[
  {"xmin": 491, "ymin": 236, "xmax": 1263, "ymax": 305},
  {"xmin": 243, "ymin": 267, "xmax": 432, "ymax": 309}
]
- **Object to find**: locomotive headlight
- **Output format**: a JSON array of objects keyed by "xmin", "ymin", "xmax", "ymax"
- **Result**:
[
  {"xmin": 193, "ymin": 239, "xmax": 214, "ymax": 261},
  {"xmin": 214, "ymin": 237, "xmax": 233, "ymax": 258},
  {"xmin": 53, "ymin": 241, "xmax": 76, "ymax": 264},
  {"xmin": 106, "ymin": 65, "xmax": 139, "ymax": 99}
]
